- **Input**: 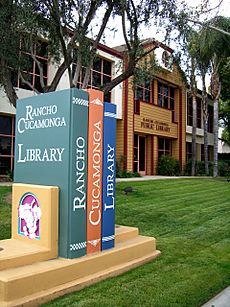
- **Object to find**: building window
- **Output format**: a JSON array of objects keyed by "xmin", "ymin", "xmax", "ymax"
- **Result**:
[
  {"xmin": 187, "ymin": 95, "xmax": 202, "ymax": 128},
  {"xmin": 162, "ymin": 51, "xmax": 170, "ymax": 68},
  {"xmin": 134, "ymin": 80, "xmax": 152, "ymax": 115},
  {"xmin": 208, "ymin": 145, "xmax": 213, "ymax": 161},
  {"xmin": 72, "ymin": 55, "xmax": 112, "ymax": 102},
  {"xmin": 0, "ymin": 115, "xmax": 15, "ymax": 175},
  {"xmin": 186, "ymin": 142, "xmax": 192, "ymax": 161},
  {"xmin": 158, "ymin": 82, "xmax": 174, "ymax": 109},
  {"xmin": 201, "ymin": 144, "xmax": 204, "ymax": 161},
  {"xmin": 133, "ymin": 134, "xmax": 138, "ymax": 172},
  {"xmin": 208, "ymin": 105, "xmax": 213, "ymax": 133},
  {"xmin": 134, "ymin": 99, "xmax": 140, "ymax": 115},
  {"xmin": 135, "ymin": 80, "xmax": 151, "ymax": 103},
  {"xmin": 201, "ymin": 144, "xmax": 213, "ymax": 161},
  {"xmin": 197, "ymin": 98, "xmax": 202, "ymax": 128},
  {"xmin": 13, "ymin": 37, "xmax": 48, "ymax": 92},
  {"xmin": 158, "ymin": 137, "xmax": 172, "ymax": 158},
  {"xmin": 187, "ymin": 95, "xmax": 193, "ymax": 126}
]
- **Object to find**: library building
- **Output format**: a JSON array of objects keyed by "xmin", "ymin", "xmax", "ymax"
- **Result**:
[
  {"xmin": 0, "ymin": 38, "xmax": 214, "ymax": 177},
  {"xmin": 116, "ymin": 39, "xmax": 187, "ymax": 175}
]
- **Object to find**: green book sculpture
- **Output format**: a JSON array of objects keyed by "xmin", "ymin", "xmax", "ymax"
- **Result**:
[{"xmin": 14, "ymin": 88, "xmax": 89, "ymax": 259}]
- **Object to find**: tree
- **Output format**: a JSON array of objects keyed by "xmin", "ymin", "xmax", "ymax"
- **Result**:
[
  {"xmin": 0, "ymin": 0, "xmax": 26, "ymax": 106},
  {"xmin": 1, "ymin": 0, "xmax": 210, "ymax": 107},
  {"xmin": 0, "ymin": 0, "xmax": 116, "ymax": 106},
  {"xmin": 195, "ymin": 37, "xmax": 211, "ymax": 176},
  {"xmin": 187, "ymin": 36, "xmax": 198, "ymax": 177},
  {"xmin": 199, "ymin": 16, "xmax": 230, "ymax": 176},
  {"xmin": 218, "ymin": 56, "xmax": 230, "ymax": 144}
]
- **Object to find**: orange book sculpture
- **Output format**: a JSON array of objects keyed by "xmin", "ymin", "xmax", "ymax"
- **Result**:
[{"xmin": 86, "ymin": 89, "xmax": 104, "ymax": 254}]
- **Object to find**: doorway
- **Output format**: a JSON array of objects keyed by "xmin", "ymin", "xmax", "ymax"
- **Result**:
[{"xmin": 133, "ymin": 134, "xmax": 146, "ymax": 175}]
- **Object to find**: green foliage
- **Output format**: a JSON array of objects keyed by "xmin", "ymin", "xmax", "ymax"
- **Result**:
[
  {"xmin": 116, "ymin": 170, "xmax": 141, "ymax": 178},
  {"xmin": 185, "ymin": 159, "xmax": 207, "ymax": 176},
  {"xmin": 116, "ymin": 155, "xmax": 126, "ymax": 178},
  {"xmin": 116, "ymin": 155, "xmax": 141, "ymax": 178},
  {"xmin": 133, "ymin": 54, "xmax": 160, "ymax": 89},
  {"xmin": 184, "ymin": 159, "xmax": 229, "ymax": 177},
  {"xmin": 221, "ymin": 127, "xmax": 230, "ymax": 145},
  {"xmin": 196, "ymin": 160, "xmax": 205, "ymax": 176},
  {"xmin": 199, "ymin": 16, "xmax": 230, "ymax": 64},
  {"xmin": 219, "ymin": 99, "xmax": 230, "ymax": 145},
  {"xmin": 6, "ymin": 170, "xmax": 13, "ymax": 181},
  {"xmin": 219, "ymin": 57, "xmax": 230, "ymax": 102},
  {"xmin": 218, "ymin": 160, "xmax": 230, "ymax": 177},
  {"xmin": 218, "ymin": 153, "xmax": 230, "ymax": 161},
  {"xmin": 157, "ymin": 155, "xmax": 180, "ymax": 176}
]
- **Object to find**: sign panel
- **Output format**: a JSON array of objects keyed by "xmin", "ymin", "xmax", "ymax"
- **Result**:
[
  {"xmin": 102, "ymin": 102, "xmax": 116, "ymax": 250},
  {"xmin": 14, "ymin": 89, "xmax": 88, "ymax": 258}
]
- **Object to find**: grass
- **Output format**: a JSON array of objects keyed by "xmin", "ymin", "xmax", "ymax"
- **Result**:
[
  {"xmin": 0, "ymin": 179, "xmax": 229, "ymax": 306},
  {"xmin": 0, "ymin": 187, "xmax": 11, "ymax": 240}
]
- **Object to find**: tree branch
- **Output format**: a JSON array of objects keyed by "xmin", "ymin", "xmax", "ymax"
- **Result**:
[
  {"xmin": 121, "ymin": 7, "xmax": 131, "ymax": 51},
  {"xmin": 47, "ymin": 60, "xmax": 69, "ymax": 92},
  {"xmin": 72, "ymin": 53, "xmax": 82, "ymax": 87},
  {"xmin": 198, "ymin": 0, "xmax": 224, "ymax": 15},
  {"xmin": 187, "ymin": 18, "xmax": 230, "ymax": 37},
  {"xmin": 135, "ymin": 42, "xmax": 160, "ymax": 63},
  {"xmin": 30, "ymin": 53, "xmax": 46, "ymax": 91},
  {"xmin": 82, "ymin": 1, "xmax": 114, "ymax": 88},
  {"xmin": 102, "ymin": 67, "xmax": 134, "ymax": 95},
  {"xmin": 48, "ymin": 0, "xmax": 73, "ymax": 87},
  {"xmin": 19, "ymin": 71, "xmax": 40, "ymax": 94}
]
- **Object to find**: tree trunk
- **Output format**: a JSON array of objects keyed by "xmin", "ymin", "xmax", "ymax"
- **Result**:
[
  {"xmin": 0, "ymin": 59, "xmax": 17, "ymax": 107},
  {"xmin": 201, "ymin": 73, "xmax": 209, "ymax": 175},
  {"xmin": 211, "ymin": 59, "xmax": 221, "ymax": 177},
  {"xmin": 203, "ymin": 113, "xmax": 209, "ymax": 175},
  {"xmin": 213, "ymin": 99, "xmax": 219, "ymax": 177},
  {"xmin": 192, "ymin": 95, "xmax": 197, "ymax": 176}
]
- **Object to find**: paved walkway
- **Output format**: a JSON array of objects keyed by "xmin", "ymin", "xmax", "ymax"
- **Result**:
[
  {"xmin": 201, "ymin": 286, "xmax": 230, "ymax": 307},
  {"xmin": 116, "ymin": 175, "xmax": 203, "ymax": 182},
  {"xmin": 0, "ymin": 182, "xmax": 12, "ymax": 186},
  {"xmin": 0, "ymin": 176, "xmax": 203, "ymax": 186}
]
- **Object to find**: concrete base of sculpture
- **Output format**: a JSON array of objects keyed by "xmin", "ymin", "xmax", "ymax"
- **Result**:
[{"xmin": 0, "ymin": 226, "xmax": 160, "ymax": 306}]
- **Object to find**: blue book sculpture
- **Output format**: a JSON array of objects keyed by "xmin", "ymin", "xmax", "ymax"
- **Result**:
[{"xmin": 101, "ymin": 102, "xmax": 117, "ymax": 250}]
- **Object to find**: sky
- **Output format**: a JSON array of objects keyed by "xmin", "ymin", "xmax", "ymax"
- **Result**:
[{"xmin": 100, "ymin": 0, "xmax": 230, "ymax": 48}]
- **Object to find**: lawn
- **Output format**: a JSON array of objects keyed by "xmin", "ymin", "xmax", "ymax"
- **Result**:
[
  {"xmin": 0, "ymin": 179, "xmax": 229, "ymax": 306},
  {"xmin": 0, "ymin": 186, "xmax": 11, "ymax": 240}
]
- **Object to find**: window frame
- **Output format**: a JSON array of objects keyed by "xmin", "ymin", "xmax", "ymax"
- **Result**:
[
  {"xmin": 72, "ymin": 55, "xmax": 113, "ymax": 102},
  {"xmin": 158, "ymin": 137, "xmax": 172, "ymax": 159},
  {"xmin": 0, "ymin": 115, "xmax": 15, "ymax": 175},
  {"xmin": 13, "ymin": 36, "xmax": 49, "ymax": 92},
  {"xmin": 208, "ymin": 105, "xmax": 214, "ymax": 133},
  {"xmin": 187, "ymin": 95, "xmax": 202, "ymax": 128},
  {"xmin": 158, "ymin": 82, "xmax": 175, "ymax": 122}
]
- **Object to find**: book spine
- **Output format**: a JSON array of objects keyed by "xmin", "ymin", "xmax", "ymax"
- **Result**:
[
  {"xmin": 86, "ymin": 89, "xmax": 104, "ymax": 254},
  {"xmin": 102, "ymin": 102, "xmax": 117, "ymax": 251},
  {"xmin": 68, "ymin": 88, "xmax": 89, "ymax": 258}
]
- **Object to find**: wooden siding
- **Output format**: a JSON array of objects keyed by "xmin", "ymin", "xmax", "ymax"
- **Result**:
[{"xmin": 117, "ymin": 58, "xmax": 187, "ymax": 174}]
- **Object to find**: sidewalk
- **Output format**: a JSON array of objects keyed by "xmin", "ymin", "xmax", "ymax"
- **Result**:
[
  {"xmin": 116, "ymin": 175, "xmax": 200, "ymax": 182},
  {"xmin": 0, "ymin": 176, "xmax": 206, "ymax": 186},
  {"xmin": 201, "ymin": 286, "xmax": 230, "ymax": 307},
  {"xmin": 0, "ymin": 182, "xmax": 12, "ymax": 186}
]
